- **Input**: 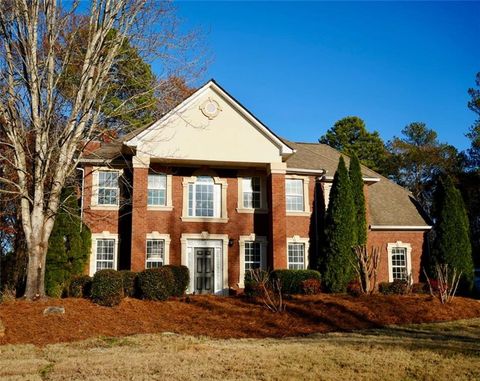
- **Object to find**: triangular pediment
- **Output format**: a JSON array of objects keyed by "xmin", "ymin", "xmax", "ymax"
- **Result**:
[{"xmin": 125, "ymin": 80, "xmax": 293, "ymax": 165}]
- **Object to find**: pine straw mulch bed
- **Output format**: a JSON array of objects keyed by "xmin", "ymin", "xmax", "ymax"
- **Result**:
[{"xmin": 1, "ymin": 293, "xmax": 480, "ymax": 346}]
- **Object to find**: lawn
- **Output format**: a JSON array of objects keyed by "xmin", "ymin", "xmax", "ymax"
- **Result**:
[{"xmin": 0, "ymin": 318, "xmax": 479, "ymax": 380}]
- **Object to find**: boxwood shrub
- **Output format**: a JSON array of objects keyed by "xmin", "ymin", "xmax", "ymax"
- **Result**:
[
  {"xmin": 137, "ymin": 267, "xmax": 175, "ymax": 301},
  {"xmin": 91, "ymin": 270, "xmax": 124, "ymax": 306},
  {"xmin": 69, "ymin": 275, "xmax": 92, "ymax": 298},
  {"xmin": 120, "ymin": 270, "xmax": 137, "ymax": 298},
  {"xmin": 272, "ymin": 269, "xmax": 321, "ymax": 295},
  {"xmin": 164, "ymin": 265, "xmax": 190, "ymax": 297},
  {"xmin": 379, "ymin": 280, "xmax": 409, "ymax": 295}
]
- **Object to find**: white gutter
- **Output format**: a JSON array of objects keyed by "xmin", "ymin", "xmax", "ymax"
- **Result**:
[
  {"xmin": 286, "ymin": 167, "xmax": 326, "ymax": 175},
  {"xmin": 321, "ymin": 175, "xmax": 380, "ymax": 183},
  {"xmin": 370, "ymin": 225, "xmax": 432, "ymax": 231}
]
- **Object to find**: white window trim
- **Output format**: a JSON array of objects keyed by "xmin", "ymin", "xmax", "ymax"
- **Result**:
[
  {"xmin": 181, "ymin": 175, "xmax": 228, "ymax": 223},
  {"xmin": 285, "ymin": 175, "xmax": 310, "ymax": 216},
  {"xmin": 322, "ymin": 182, "xmax": 333, "ymax": 210},
  {"xmin": 180, "ymin": 232, "xmax": 229, "ymax": 295},
  {"xmin": 238, "ymin": 234, "xmax": 268, "ymax": 288},
  {"xmin": 237, "ymin": 173, "xmax": 268, "ymax": 214},
  {"xmin": 286, "ymin": 236, "xmax": 310, "ymax": 269},
  {"xmin": 90, "ymin": 231, "xmax": 119, "ymax": 275},
  {"xmin": 90, "ymin": 166, "xmax": 122, "ymax": 211},
  {"xmin": 145, "ymin": 232, "xmax": 171, "ymax": 268},
  {"xmin": 147, "ymin": 173, "xmax": 173, "ymax": 211},
  {"xmin": 387, "ymin": 241, "xmax": 412, "ymax": 283}
]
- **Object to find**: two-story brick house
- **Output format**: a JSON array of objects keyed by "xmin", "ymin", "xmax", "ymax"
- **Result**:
[{"xmin": 80, "ymin": 79, "xmax": 431, "ymax": 294}]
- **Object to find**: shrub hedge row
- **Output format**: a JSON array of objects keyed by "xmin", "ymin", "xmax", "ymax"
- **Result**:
[
  {"xmin": 67, "ymin": 265, "xmax": 190, "ymax": 306},
  {"xmin": 272, "ymin": 269, "xmax": 321, "ymax": 295}
]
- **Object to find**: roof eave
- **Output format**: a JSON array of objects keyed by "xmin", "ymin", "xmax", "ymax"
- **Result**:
[{"xmin": 369, "ymin": 225, "xmax": 432, "ymax": 231}]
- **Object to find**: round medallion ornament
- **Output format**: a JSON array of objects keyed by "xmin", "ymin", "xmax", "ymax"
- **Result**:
[{"xmin": 200, "ymin": 98, "xmax": 222, "ymax": 120}]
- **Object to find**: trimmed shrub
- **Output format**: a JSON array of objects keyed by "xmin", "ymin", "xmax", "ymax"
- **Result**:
[
  {"xmin": 120, "ymin": 270, "xmax": 137, "ymax": 297},
  {"xmin": 244, "ymin": 270, "xmax": 267, "ymax": 297},
  {"xmin": 137, "ymin": 267, "xmax": 175, "ymax": 301},
  {"xmin": 379, "ymin": 280, "xmax": 409, "ymax": 295},
  {"xmin": 301, "ymin": 278, "xmax": 322, "ymax": 295},
  {"xmin": 91, "ymin": 270, "xmax": 124, "ymax": 307},
  {"xmin": 272, "ymin": 269, "xmax": 321, "ymax": 294},
  {"xmin": 164, "ymin": 265, "xmax": 190, "ymax": 297},
  {"xmin": 412, "ymin": 282, "xmax": 427, "ymax": 294},
  {"xmin": 69, "ymin": 275, "xmax": 92, "ymax": 298},
  {"xmin": 346, "ymin": 280, "xmax": 362, "ymax": 297}
]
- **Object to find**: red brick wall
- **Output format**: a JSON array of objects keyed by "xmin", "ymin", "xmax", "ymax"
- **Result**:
[
  {"xmin": 269, "ymin": 173, "xmax": 287, "ymax": 268},
  {"xmin": 367, "ymin": 230, "xmax": 427, "ymax": 283}
]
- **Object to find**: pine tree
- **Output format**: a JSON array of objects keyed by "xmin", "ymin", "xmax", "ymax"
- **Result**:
[
  {"xmin": 349, "ymin": 154, "xmax": 367, "ymax": 246},
  {"xmin": 322, "ymin": 157, "xmax": 356, "ymax": 292},
  {"xmin": 45, "ymin": 187, "xmax": 91, "ymax": 297},
  {"xmin": 431, "ymin": 175, "xmax": 474, "ymax": 290}
]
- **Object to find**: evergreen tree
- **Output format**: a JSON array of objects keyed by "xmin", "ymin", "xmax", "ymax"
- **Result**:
[
  {"xmin": 431, "ymin": 175, "xmax": 474, "ymax": 291},
  {"xmin": 45, "ymin": 188, "xmax": 91, "ymax": 297},
  {"xmin": 322, "ymin": 157, "xmax": 356, "ymax": 292},
  {"xmin": 349, "ymin": 154, "xmax": 367, "ymax": 246}
]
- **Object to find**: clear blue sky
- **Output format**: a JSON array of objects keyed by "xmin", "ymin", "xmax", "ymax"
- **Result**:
[{"xmin": 167, "ymin": 1, "xmax": 479, "ymax": 151}]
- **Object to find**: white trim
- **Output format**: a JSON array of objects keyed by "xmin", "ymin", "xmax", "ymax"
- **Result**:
[
  {"xmin": 321, "ymin": 175, "xmax": 380, "ymax": 183},
  {"xmin": 238, "ymin": 235, "xmax": 268, "ymax": 288},
  {"xmin": 125, "ymin": 80, "xmax": 294, "ymax": 156},
  {"xmin": 181, "ymin": 175, "xmax": 228, "ymax": 222},
  {"xmin": 286, "ymin": 168, "xmax": 326, "ymax": 175},
  {"xmin": 387, "ymin": 241, "xmax": 412, "ymax": 282},
  {"xmin": 145, "ymin": 232, "xmax": 171, "ymax": 268},
  {"xmin": 180, "ymin": 232, "xmax": 229, "ymax": 295},
  {"xmin": 285, "ymin": 175, "xmax": 311, "ymax": 216},
  {"xmin": 90, "ymin": 232, "xmax": 119, "ymax": 276},
  {"xmin": 370, "ymin": 225, "xmax": 432, "ymax": 231},
  {"xmin": 90, "ymin": 166, "xmax": 122, "ymax": 211},
  {"xmin": 286, "ymin": 236, "xmax": 310, "ymax": 269}
]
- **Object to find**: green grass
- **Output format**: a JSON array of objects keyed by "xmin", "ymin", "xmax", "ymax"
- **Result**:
[{"xmin": 1, "ymin": 319, "xmax": 479, "ymax": 380}]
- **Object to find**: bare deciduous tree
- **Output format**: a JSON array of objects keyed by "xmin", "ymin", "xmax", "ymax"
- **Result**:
[
  {"xmin": 351, "ymin": 245, "xmax": 381, "ymax": 294},
  {"xmin": 0, "ymin": 0, "xmax": 200, "ymax": 299},
  {"xmin": 423, "ymin": 264, "xmax": 462, "ymax": 304}
]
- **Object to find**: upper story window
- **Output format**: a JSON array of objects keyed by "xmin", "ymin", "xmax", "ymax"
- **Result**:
[
  {"xmin": 286, "ymin": 179, "xmax": 304, "ymax": 212},
  {"xmin": 243, "ymin": 177, "xmax": 261, "ymax": 209},
  {"xmin": 148, "ymin": 173, "xmax": 167, "ymax": 206},
  {"xmin": 188, "ymin": 176, "xmax": 220, "ymax": 218},
  {"xmin": 98, "ymin": 171, "xmax": 119, "ymax": 205}
]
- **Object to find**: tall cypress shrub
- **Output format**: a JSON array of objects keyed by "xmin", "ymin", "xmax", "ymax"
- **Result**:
[
  {"xmin": 349, "ymin": 154, "xmax": 367, "ymax": 246},
  {"xmin": 322, "ymin": 157, "xmax": 356, "ymax": 292},
  {"xmin": 45, "ymin": 187, "xmax": 91, "ymax": 297},
  {"xmin": 431, "ymin": 175, "xmax": 474, "ymax": 290}
]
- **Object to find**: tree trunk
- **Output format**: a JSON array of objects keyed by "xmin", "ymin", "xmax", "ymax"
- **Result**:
[{"xmin": 24, "ymin": 242, "xmax": 48, "ymax": 299}]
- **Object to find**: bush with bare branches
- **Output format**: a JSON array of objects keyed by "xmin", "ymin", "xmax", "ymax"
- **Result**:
[
  {"xmin": 350, "ymin": 245, "xmax": 381, "ymax": 294},
  {"xmin": 248, "ymin": 269, "xmax": 286, "ymax": 313},
  {"xmin": 423, "ymin": 264, "xmax": 462, "ymax": 304}
]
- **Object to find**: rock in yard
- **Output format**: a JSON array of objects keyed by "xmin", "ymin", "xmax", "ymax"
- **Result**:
[{"xmin": 43, "ymin": 306, "xmax": 65, "ymax": 316}]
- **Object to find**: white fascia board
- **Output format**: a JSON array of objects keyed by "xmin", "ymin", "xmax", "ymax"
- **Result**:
[
  {"xmin": 285, "ymin": 167, "xmax": 326, "ymax": 175},
  {"xmin": 125, "ymin": 80, "xmax": 294, "ymax": 156},
  {"xmin": 370, "ymin": 225, "xmax": 432, "ymax": 231}
]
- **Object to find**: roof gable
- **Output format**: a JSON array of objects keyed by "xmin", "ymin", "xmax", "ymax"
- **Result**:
[{"xmin": 125, "ymin": 80, "xmax": 293, "ymax": 164}]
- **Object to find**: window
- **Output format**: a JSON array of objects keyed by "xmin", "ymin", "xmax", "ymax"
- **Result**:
[
  {"xmin": 242, "ymin": 177, "xmax": 261, "ymax": 209},
  {"xmin": 146, "ymin": 239, "xmax": 165, "ymax": 268},
  {"xmin": 245, "ymin": 241, "xmax": 262, "ymax": 270},
  {"xmin": 391, "ymin": 247, "xmax": 408, "ymax": 281},
  {"xmin": 288, "ymin": 243, "xmax": 305, "ymax": 270},
  {"xmin": 387, "ymin": 242, "xmax": 412, "ymax": 282},
  {"xmin": 96, "ymin": 239, "xmax": 115, "ymax": 270},
  {"xmin": 188, "ymin": 176, "xmax": 220, "ymax": 217},
  {"xmin": 98, "ymin": 171, "xmax": 119, "ymax": 205},
  {"xmin": 286, "ymin": 179, "xmax": 304, "ymax": 212},
  {"xmin": 148, "ymin": 173, "xmax": 167, "ymax": 206}
]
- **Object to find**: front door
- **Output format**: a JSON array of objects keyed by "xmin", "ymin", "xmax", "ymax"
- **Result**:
[{"xmin": 194, "ymin": 247, "xmax": 214, "ymax": 294}]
